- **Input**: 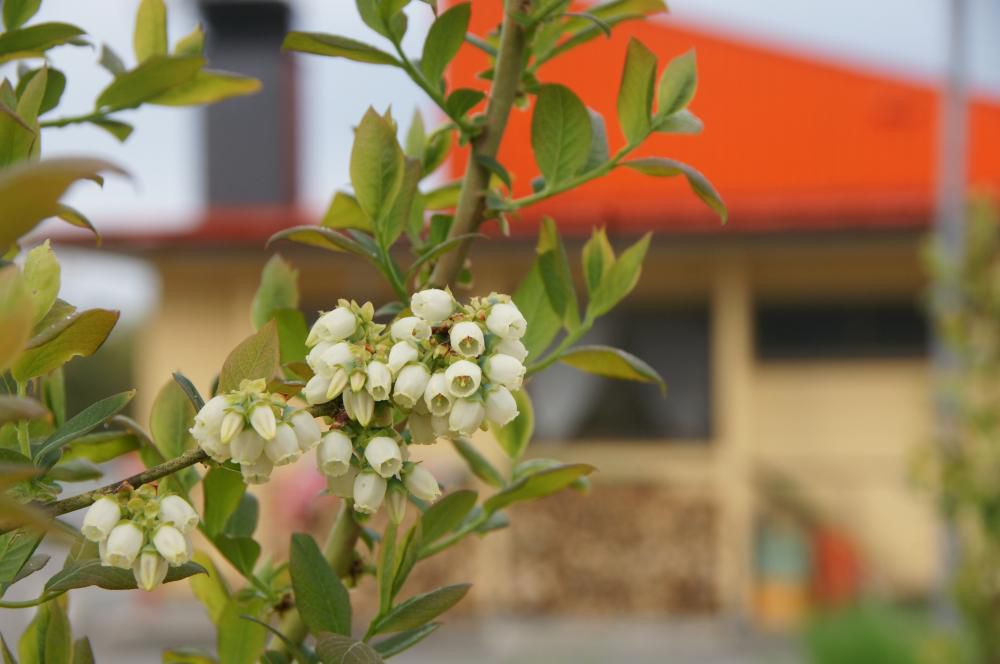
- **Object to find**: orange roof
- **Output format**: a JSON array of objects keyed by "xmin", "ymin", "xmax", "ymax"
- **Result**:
[{"xmin": 448, "ymin": 3, "xmax": 1000, "ymax": 234}]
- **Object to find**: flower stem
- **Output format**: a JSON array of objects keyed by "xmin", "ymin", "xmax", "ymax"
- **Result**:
[{"xmin": 0, "ymin": 590, "xmax": 65, "ymax": 609}]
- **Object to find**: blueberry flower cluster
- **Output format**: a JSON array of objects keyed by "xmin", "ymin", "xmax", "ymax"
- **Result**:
[
  {"xmin": 81, "ymin": 484, "xmax": 199, "ymax": 591},
  {"xmin": 304, "ymin": 289, "xmax": 528, "ymax": 517},
  {"xmin": 190, "ymin": 378, "xmax": 321, "ymax": 484}
]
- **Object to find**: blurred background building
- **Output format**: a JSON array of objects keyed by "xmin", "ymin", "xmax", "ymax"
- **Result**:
[{"xmin": 10, "ymin": 0, "xmax": 1000, "ymax": 660}]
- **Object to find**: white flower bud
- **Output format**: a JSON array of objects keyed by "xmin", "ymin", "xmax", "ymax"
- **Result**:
[
  {"xmin": 486, "ymin": 302, "xmax": 527, "ymax": 340},
  {"xmin": 387, "ymin": 341, "xmax": 419, "ymax": 375},
  {"xmin": 230, "ymin": 429, "xmax": 265, "ymax": 465},
  {"xmin": 449, "ymin": 398, "xmax": 486, "ymax": 435},
  {"xmin": 411, "ymin": 288, "xmax": 454, "ymax": 324},
  {"xmin": 391, "ymin": 316, "xmax": 431, "ymax": 343},
  {"xmin": 494, "ymin": 337, "xmax": 529, "ymax": 363},
  {"xmin": 306, "ymin": 340, "xmax": 332, "ymax": 372},
  {"xmin": 153, "ymin": 525, "xmax": 189, "ymax": 566},
  {"xmin": 105, "ymin": 522, "xmax": 144, "ymax": 569},
  {"xmin": 405, "ymin": 465, "xmax": 441, "ymax": 502},
  {"xmin": 386, "ymin": 485, "xmax": 407, "ymax": 525},
  {"xmin": 307, "ymin": 307, "xmax": 357, "ymax": 346},
  {"xmin": 265, "ymin": 422, "xmax": 301, "ymax": 466},
  {"xmin": 158, "ymin": 495, "xmax": 199, "ymax": 533},
  {"xmin": 82, "ymin": 496, "xmax": 121, "ymax": 542},
  {"xmin": 249, "ymin": 403, "xmax": 277, "ymax": 440},
  {"xmin": 191, "ymin": 395, "xmax": 228, "ymax": 440},
  {"xmin": 199, "ymin": 435, "xmax": 230, "ymax": 463},
  {"xmin": 365, "ymin": 436, "xmax": 402, "ymax": 478},
  {"xmin": 445, "ymin": 360, "xmax": 482, "ymax": 398},
  {"xmin": 304, "ymin": 374, "xmax": 332, "ymax": 405},
  {"xmin": 133, "ymin": 550, "xmax": 168, "ymax": 591},
  {"xmin": 366, "ymin": 361, "xmax": 392, "ymax": 401},
  {"xmin": 350, "ymin": 370, "xmax": 367, "ymax": 393},
  {"xmin": 219, "ymin": 410, "xmax": 244, "ymax": 444},
  {"xmin": 485, "ymin": 386, "xmax": 519, "ymax": 427},
  {"xmin": 343, "ymin": 389, "xmax": 375, "ymax": 427},
  {"xmin": 393, "ymin": 364, "xmax": 431, "ymax": 409},
  {"xmin": 485, "ymin": 353, "xmax": 525, "ymax": 390},
  {"xmin": 407, "ymin": 412, "xmax": 437, "ymax": 445},
  {"xmin": 241, "ymin": 455, "xmax": 274, "ymax": 484},
  {"xmin": 327, "ymin": 368, "xmax": 349, "ymax": 401},
  {"xmin": 450, "ymin": 321, "xmax": 485, "ymax": 358},
  {"xmin": 353, "ymin": 472, "xmax": 387, "ymax": 514},
  {"xmin": 327, "ymin": 465, "xmax": 358, "ymax": 497},
  {"xmin": 318, "ymin": 430, "xmax": 354, "ymax": 477},
  {"xmin": 423, "ymin": 372, "xmax": 453, "ymax": 416},
  {"xmin": 431, "ymin": 414, "xmax": 451, "ymax": 437},
  {"xmin": 290, "ymin": 411, "xmax": 321, "ymax": 452}
]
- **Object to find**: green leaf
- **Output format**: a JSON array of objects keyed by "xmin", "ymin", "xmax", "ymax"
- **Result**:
[
  {"xmin": 251, "ymin": 254, "xmax": 299, "ymax": 330},
  {"xmin": 582, "ymin": 109, "xmax": 610, "ymax": 173},
  {"xmin": 536, "ymin": 217, "xmax": 579, "ymax": 327},
  {"xmin": 43, "ymin": 366, "xmax": 66, "ymax": 426},
  {"xmin": 223, "ymin": 492, "xmax": 258, "ymax": 538},
  {"xmin": 380, "ymin": 157, "xmax": 422, "ymax": 248},
  {"xmin": 133, "ymin": 0, "xmax": 167, "ymax": 63},
  {"xmin": 12, "ymin": 308, "xmax": 120, "ymax": 382},
  {"xmin": 212, "ymin": 534, "xmax": 260, "ymax": 577},
  {"xmin": 323, "ymin": 192, "xmax": 372, "ymax": 232},
  {"xmin": 150, "ymin": 378, "xmax": 196, "ymax": 459},
  {"xmin": 420, "ymin": 490, "xmax": 477, "ymax": 545},
  {"xmin": 377, "ymin": 523, "xmax": 397, "ymax": 614},
  {"xmin": 98, "ymin": 44, "xmax": 126, "ymax": 76},
  {"xmin": 289, "ymin": 533, "xmax": 352, "ymax": 636},
  {"xmin": 217, "ymin": 598, "xmax": 267, "ymax": 664},
  {"xmin": 0, "ymin": 266, "xmax": 32, "ymax": 373},
  {"xmin": 274, "ymin": 308, "xmax": 308, "ymax": 365},
  {"xmin": 0, "ymin": 634, "xmax": 14, "ymax": 664},
  {"xmin": 560, "ymin": 344, "xmax": 665, "ymax": 392},
  {"xmin": 10, "ymin": 553, "xmax": 49, "ymax": 586},
  {"xmin": 33, "ymin": 390, "xmax": 134, "ymax": 467},
  {"xmin": 0, "ymin": 96, "xmax": 34, "ymax": 168},
  {"xmin": 202, "ymin": 466, "xmax": 245, "ymax": 537},
  {"xmin": 90, "ymin": 118, "xmax": 133, "ymax": 142},
  {"xmin": 268, "ymin": 226, "xmax": 375, "ymax": 259},
  {"xmin": 174, "ymin": 24, "xmax": 205, "ymax": 56},
  {"xmin": 315, "ymin": 633, "xmax": 383, "ymax": 664},
  {"xmin": 586, "ymin": 232, "xmax": 650, "ymax": 319},
  {"xmin": 391, "ymin": 522, "xmax": 421, "ymax": 597},
  {"xmin": 0, "ymin": 157, "xmax": 123, "ymax": 250},
  {"xmin": 617, "ymin": 38, "xmax": 657, "ymax": 145},
  {"xmin": 59, "ymin": 431, "xmax": 139, "ymax": 464},
  {"xmin": 656, "ymin": 49, "xmax": 697, "ymax": 118},
  {"xmin": 189, "ymin": 550, "xmax": 231, "ymax": 625},
  {"xmin": 581, "ymin": 226, "xmax": 615, "ymax": 296},
  {"xmin": 282, "ymin": 31, "xmax": 399, "ymax": 67},
  {"xmin": 450, "ymin": 438, "xmax": 504, "ymax": 488},
  {"xmin": 351, "ymin": 107, "xmax": 404, "ymax": 234},
  {"xmin": 13, "ymin": 66, "xmax": 46, "ymax": 161},
  {"xmin": 621, "ymin": 158, "xmax": 726, "ymax": 222},
  {"xmin": 512, "ymin": 262, "xmax": 561, "ymax": 360},
  {"xmin": 47, "ymin": 459, "xmax": 102, "ymax": 482},
  {"xmin": 54, "ymin": 205, "xmax": 99, "ymax": 244},
  {"xmin": 72, "ymin": 637, "xmax": 95, "ymax": 664},
  {"xmin": 371, "ymin": 584, "xmax": 470, "ymax": 635},
  {"xmin": 373, "ymin": 623, "xmax": 440, "ymax": 659},
  {"xmin": 0, "ymin": 395, "xmax": 48, "ymax": 425},
  {"xmin": 173, "ymin": 371, "xmax": 205, "ymax": 410},
  {"xmin": 475, "ymin": 154, "xmax": 512, "ymax": 191},
  {"xmin": 19, "ymin": 599, "xmax": 71, "ymax": 664},
  {"xmin": 45, "ymin": 557, "xmax": 205, "ymax": 592},
  {"xmin": 16, "ymin": 67, "xmax": 66, "ymax": 116},
  {"xmin": 218, "ymin": 320, "xmax": 280, "ymax": 393},
  {"xmin": 420, "ymin": 3, "xmax": 470, "ymax": 86},
  {"xmin": 0, "ymin": 23, "xmax": 86, "ymax": 62},
  {"xmin": 163, "ymin": 648, "xmax": 216, "ymax": 664},
  {"xmin": 484, "ymin": 463, "xmax": 595, "ymax": 514},
  {"xmin": 0, "ymin": 528, "xmax": 42, "ymax": 594},
  {"xmin": 653, "ymin": 109, "xmax": 703, "ymax": 134},
  {"xmin": 490, "ymin": 390, "xmax": 533, "ymax": 459},
  {"xmin": 95, "ymin": 55, "xmax": 203, "ymax": 110},
  {"xmin": 150, "ymin": 70, "xmax": 260, "ymax": 106},
  {"xmin": 531, "ymin": 84, "xmax": 591, "ymax": 185},
  {"xmin": 422, "ymin": 182, "xmax": 461, "ymax": 210},
  {"xmin": 3, "ymin": 0, "xmax": 41, "ymax": 31},
  {"xmin": 445, "ymin": 88, "xmax": 484, "ymax": 118},
  {"xmin": 405, "ymin": 233, "xmax": 484, "ymax": 283}
]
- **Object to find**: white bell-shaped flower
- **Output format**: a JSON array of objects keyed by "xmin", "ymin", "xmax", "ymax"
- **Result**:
[
  {"xmin": 81, "ymin": 496, "xmax": 121, "ymax": 542},
  {"xmin": 449, "ymin": 398, "xmax": 486, "ymax": 435},
  {"xmin": 199, "ymin": 434, "xmax": 230, "ymax": 463},
  {"xmin": 485, "ymin": 353, "xmax": 525, "ymax": 391},
  {"xmin": 365, "ymin": 436, "xmax": 403, "ymax": 478},
  {"xmin": 133, "ymin": 549, "xmax": 168, "ymax": 591},
  {"xmin": 445, "ymin": 360, "xmax": 482, "ymax": 398},
  {"xmin": 407, "ymin": 412, "xmax": 436, "ymax": 445},
  {"xmin": 391, "ymin": 316, "xmax": 431, "ymax": 343},
  {"xmin": 249, "ymin": 403, "xmax": 277, "ymax": 440},
  {"xmin": 411, "ymin": 288, "xmax": 454, "ymax": 324},
  {"xmin": 404, "ymin": 465, "xmax": 442, "ymax": 502},
  {"xmin": 353, "ymin": 472, "xmax": 387, "ymax": 514},
  {"xmin": 450, "ymin": 321, "xmax": 485, "ymax": 358},
  {"xmin": 219, "ymin": 410, "xmax": 244, "ymax": 444},
  {"xmin": 306, "ymin": 340, "xmax": 332, "ymax": 372},
  {"xmin": 393, "ymin": 364, "xmax": 430, "ymax": 409},
  {"xmin": 158, "ymin": 495, "xmax": 199, "ymax": 533},
  {"xmin": 230, "ymin": 429, "xmax": 265, "ymax": 465},
  {"xmin": 486, "ymin": 302, "xmax": 527, "ymax": 340},
  {"xmin": 343, "ymin": 389, "xmax": 375, "ymax": 427},
  {"xmin": 307, "ymin": 307, "xmax": 357, "ymax": 346},
  {"xmin": 191, "ymin": 395, "xmax": 228, "ymax": 440},
  {"xmin": 290, "ymin": 411, "xmax": 321, "ymax": 452},
  {"xmin": 153, "ymin": 525, "xmax": 189, "ymax": 566},
  {"xmin": 304, "ymin": 374, "xmax": 332, "ymax": 405},
  {"xmin": 386, "ymin": 485, "xmax": 407, "ymax": 525},
  {"xmin": 366, "ymin": 361, "xmax": 392, "ymax": 401},
  {"xmin": 485, "ymin": 386, "xmax": 519, "ymax": 427},
  {"xmin": 387, "ymin": 341, "xmax": 419, "ymax": 375},
  {"xmin": 265, "ymin": 422, "xmax": 301, "ymax": 466},
  {"xmin": 318, "ymin": 430, "xmax": 354, "ymax": 477},
  {"xmin": 423, "ymin": 372, "xmax": 454, "ymax": 416},
  {"xmin": 327, "ymin": 466, "xmax": 358, "ymax": 498},
  {"xmin": 241, "ymin": 455, "xmax": 274, "ymax": 484},
  {"xmin": 431, "ymin": 414, "xmax": 451, "ymax": 437},
  {"xmin": 494, "ymin": 337, "xmax": 529, "ymax": 363},
  {"xmin": 105, "ymin": 522, "xmax": 144, "ymax": 569}
]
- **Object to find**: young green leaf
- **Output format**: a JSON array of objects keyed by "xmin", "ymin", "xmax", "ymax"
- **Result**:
[
  {"xmin": 654, "ymin": 109, "xmax": 703, "ymax": 134},
  {"xmin": 174, "ymin": 24, "xmax": 205, "ymax": 56},
  {"xmin": 59, "ymin": 430, "xmax": 139, "ymax": 464},
  {"xmin": 13, "ymin": 308, "xmax": 120, "ymax": 382},
  {"xmin": 560, "ymin": 344, "xmax": 665, "ymax": 392},
  {"xmin": 289, "ymin": 533, "xmax": 352, "ymax": 636},
  {"xmin": 212, "ymin": 534, "xmax": 260, "ymax": 578},
  {"xmin": 450, "ymin": 438, "xmax": 504, "ymax": 488},
  {"xmin": 217, "ymin": 598, "xmax": 267, "ymax": 664},
  {"xmin": 531, "ymin": 84, "xmax": 591, "ymax": 185},
  {"xmin": 268, "ymin": 226, "xmax": 376, "ymax": 259},
  {"xmin": 0, "ymin": 267, "xmax": 32, "ymax": 373},
  {"xmin": 587, "ymin": 232, "xmax": 650, "ymax": 319},
  {"xmin": 484, "ymin": 463, "xmax": 595, "ymax": 514},
  {"xmin": 350, "ymin": 108, "xmax": 405, "ymax": 232},
  {"xmin": 512, "ymin": 262, "xmax": 562, "ymax": 360},
  {"xmin": 98, "ymin": 44, "xmax": 126, "ymax": 76},
  {"xmin": 370, "ymin": 584, "xmax": 470, "ymax": 635},
  {"xmin": 90, "ymin": 119, "xmax": 133, "ymax": 142},
  {"xmin": 0, "ymin": 529, "xmax": 43, "ymax": 594},
  {"xmin": 420, "ymin": 3, "xmax": 470, "ymax": 87},
  {"xmin": 581, "ymin": 226, "xmax": 615, "ymax": 295},
  {"xmin": 323, "ymin": 191, "xmax": 373, "ymax": 232},
  {"xmin": 315, "ymin": 633, "xmax": 384, "ymax": 664},
  {"xmin": 582, "ymin": 109, "xmax": 610, "ymax": 173},
  {"xmin": 621, "ymin": 157, "xmax": 726, "ymax": 222},
  {"xmin": 72, "ymin": 637, "xmax": 95, "ymax": 664},
  {"xmin": 150, "ymin": 378, "xmax": 196, "ymax": 461},
  {"xmin": 373, "ymin": 623, "xmax": 441, "ymax": 659},
  {"xmin": 189, "ymin": 551, "xmax": 231, "ymax": 626},
  {"xmin": 377, "ymin": 523, "xmax": 398, "ymax": 614},
  {"xmin": 617, "ymin": 38, "xmax": 657, "ymax": 145},
  {"xmin": 420, "ymin": 489, "xmax": 477, "ymax": 545},
  {"xmin": 391, "ymin": 522, "xmax": 421, "ymax": 597},
  {"xmin": 656, "ymin": 49, "xmax": 697, "ymax": 118},
  {"xmin": 22, "ymin": 240, "xmax": 59, "ymax": 327},
  {"xmin": 0, "ymin": 22, "xmax": 86, "ymax": 61},
  {"xmin": 273, "ymin": 308, "xmax": 308, "ymax": 364},
  {"xmin": 33, "ymin": 390, "xmax": 134, "ymax": 466},
  {"xmin": 218, "ymin": 320, "xmax": 281, "ymax": 393},
  {"xmin": 15, "ymin": 67, "xmax": 66, "ymax": 116},
  {"xmin": 537, "ymin": 218, "xmax": 579, "ymax": 327},
  {"xmin": 380, "ymin": 157, "xmax": 422, "ymax": 248},
  {"xmin": 445, "ymin": 88, "xmax": 484, "ymax": 118},
  {"xmin": 150, "ymin": 70, "xmax": 261, "ymax": 106},
  {"xmin": 95, "ymin": 55, "xmax": 203, "ymax": 110},
  {"xmin": 3, "ymin": 0, "xmax": 41, "ymax": 31},
  {"xmin": 18, "ymin": 599, "xmax": 71, "ymax": 664},
  {"xmin": 251, "ymin": 254, "xmax": 299, "ymax": 330},
  {"xmin": 133, "ymin": 0, "xmax": 168, "ymax": 63},
  {"xmin": 282, "ymin": 31, "xmax": 399, "ymax": 66}
]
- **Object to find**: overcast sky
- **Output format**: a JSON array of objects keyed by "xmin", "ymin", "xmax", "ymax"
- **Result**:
[{"xmin": 25, "ymin": 0, "xmax": 1000, "ymax": 234}]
